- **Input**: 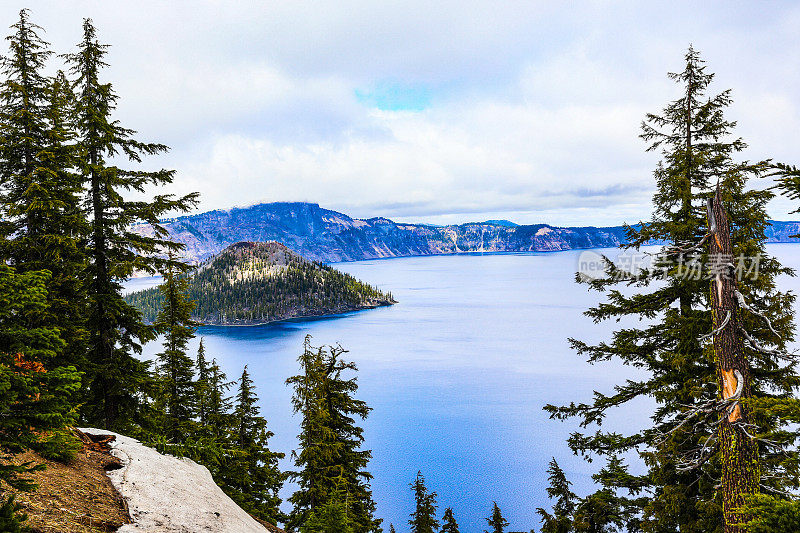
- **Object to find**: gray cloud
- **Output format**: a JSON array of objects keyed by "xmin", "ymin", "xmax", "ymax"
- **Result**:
[{"xmin": 9, "ymin": 0, "xmax": 800, "ymax": 226}]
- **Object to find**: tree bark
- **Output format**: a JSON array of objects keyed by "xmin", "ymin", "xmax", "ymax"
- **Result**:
[{"xmin": 707, "ymin": 189, "xmax": 759, "ymax": 533}]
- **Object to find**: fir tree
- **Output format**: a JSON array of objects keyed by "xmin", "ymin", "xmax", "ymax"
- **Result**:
[
  {"xmin": 221, "ymin": 365, "xmax": 284, "ymax": 524},
  {"xmin": 441, "ymin": 508, "xmax": 459, "ymax": 533},
  {"xmin": 0, "ymin": 496, "xmax": 26, "ymax": 533},
  {"xmin": 63, "ymin": 18, "xmax": 198, "ymax": 431},
  {"xmin": 537, "ymin": 459, "xmax": 577, "ymax": 533},
  {"xmin": 287, "ymin": 336, "xmax": 381, "ymax": 532},
  {"xmin": 390, "ymin": 524, "xmax": 397, "ymax": 533},
  {"xmin": 0, "ymin": 264, "xmax": 81, "ymax": 522},
  {"xmin": 545, "ymin": 47, "xmax": 797, "ymax": 533},
  {"xmin": 0, "ymin": 10, "xmax": 88, "ymax": 372},
  {"xmin": 735, "ymin": 494, "xmax": 800, "ymax": 532},
  {"xmin": 301, "ymin": 492, "xmax": 354, "ymax": 533},
  {"xmin": 409, "ymin": 471, "xmax": 438, "ymax": 533},
  {"xmin": 206, "ymin": 357, "xmax": 234, "ymax": 438},
  {"xmin": 572, "ymin": 491, "xmax": 625, "ymax": 533},
  {"xmin": 195, "ymin": 338, "xmax": 210, "ymax": 426},
  {"xmin": 153, "ymin": 260, "xmax": 198, "ymax": 442},
  {"xmin": 485, "ymin": 502, "xmax": 508, "ymax": 533}
]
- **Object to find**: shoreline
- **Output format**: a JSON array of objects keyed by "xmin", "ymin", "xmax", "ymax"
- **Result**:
[{"xmin": 194, "ymin": 300, "xmax": 397, "ymax": 328}]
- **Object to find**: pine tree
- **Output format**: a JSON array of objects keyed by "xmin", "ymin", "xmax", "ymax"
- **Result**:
[
  {"xmin": 572, "ymin": 491, "xmax": 625, "ymax": 533},
  {"xmin": 287, "ymin": 336, "xmax": 381, "ymax": 532},
  {"xmin": 409, "ymin": 471, "xmax": 438, "ymax": 533},
  {"xmin": 63, "ymin": 18, "xmax": 198, "ymax": 431},
  {"xmin": 221, "ymin": 365, "xmax": 284, "ymax": 524},
  {"xmin": 301, "ymin": 492, "xmax": 354, "ymax": 533},
  {"xmin": 153, "ymin": 261, "xmax": 198, "ymax": 442},
  {"xmin": 195, "ymin": 338, "xmax": 210, "ymax": 426},
  {"xmin": 0, "ymin": 264, "xmax": 81, "ymax": 521},
  {"xmin": 206, "ymin": 357, "xmax": 234, "ymax": 438},
  {"xmin": 441, "ymin": 508, "xmax": 459, "ymax": 533},
  {"xmin": 537, "ymin": 459, "xmax": 577, "ymax": 533},
  {"xmin": 545, "ymin": 47, "xmax": 797, "ymax": 533},
  {"xmin": 0, "ymin": 10, "xmax": 88, "ymax": 373},
  {"xmin": 485, "ymin": 502, "xmax": 508, "ymax": 533},
  {"xmin": 389, "ymin": 524, "xmax": 397, "ymax": 533}
]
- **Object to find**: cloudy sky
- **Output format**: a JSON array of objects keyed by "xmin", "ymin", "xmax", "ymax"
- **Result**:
[{"xmin": 13, "ymin": 1, "xmax": 800, "ymax": 225}]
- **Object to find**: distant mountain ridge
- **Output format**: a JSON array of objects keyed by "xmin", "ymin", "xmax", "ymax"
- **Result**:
[{"xmin": 130, "ymin": 202, "xmax": 800, "ymax": 265}]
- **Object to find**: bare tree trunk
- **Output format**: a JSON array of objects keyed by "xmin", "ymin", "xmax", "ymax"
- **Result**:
[{"xmin": 707, "ymin": 189, "xmax": 759, "ymax": 533}]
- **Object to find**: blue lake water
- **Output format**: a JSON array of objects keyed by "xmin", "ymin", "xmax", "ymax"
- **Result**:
[{"xmin": 133, "ymin": 244, "xmax": 800, "ymax": 532}]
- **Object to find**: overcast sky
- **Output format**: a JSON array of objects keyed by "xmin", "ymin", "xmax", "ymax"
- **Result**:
[{"xmin": 10, "ymin": 1, "xmax": 800, "ymax": 225}]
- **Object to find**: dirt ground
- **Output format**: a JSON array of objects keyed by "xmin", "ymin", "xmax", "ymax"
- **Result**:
[{"xmin": 4, "ymin": 432, "xmax": 130, "ymax": 533}]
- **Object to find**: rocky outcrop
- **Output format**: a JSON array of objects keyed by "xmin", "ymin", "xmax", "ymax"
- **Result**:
[
  {"xmin": 131, "ymin": 202, "xmax": 800, "ymax": 266},
  {"xmin": 80, "ymin": 428, "xmax": 283, "ymax": 533}
]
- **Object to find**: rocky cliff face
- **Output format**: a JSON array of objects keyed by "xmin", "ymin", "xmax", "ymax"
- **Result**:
[{"xmin": 132, "ymin": 202, "xmax": 800, "ymax": 265}]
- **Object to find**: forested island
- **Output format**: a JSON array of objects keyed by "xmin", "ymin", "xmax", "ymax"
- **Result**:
[{"xmin": 125, "ymin": 241, "xmax": 396, "ymax": 325}]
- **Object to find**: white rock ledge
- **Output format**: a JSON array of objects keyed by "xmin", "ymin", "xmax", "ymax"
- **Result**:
[{"xmin": 80, "ymin": 428, "xmax": 269, "ymax": 533}]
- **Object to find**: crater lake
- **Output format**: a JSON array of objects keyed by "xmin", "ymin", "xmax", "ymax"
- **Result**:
[{"xmin": 130, "ymin": 244, "xmax": 800, "ymax": 532}]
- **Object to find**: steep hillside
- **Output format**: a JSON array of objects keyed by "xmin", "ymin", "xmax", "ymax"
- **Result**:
[
  {"xmin": 125, "ymin": 241, "xmax": 395, "ymax": 326},
  {"xmin": 132, "ymin": 202, "xmax": 800, "ymax": 266},
  {"xmin": 130, "ymin": 202, "xmax": 630, "ymax": 264}
]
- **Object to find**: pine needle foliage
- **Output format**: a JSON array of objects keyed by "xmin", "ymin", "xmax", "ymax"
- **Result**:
[
  {"xmin": 544, "ymin": 47, "xmax": 798, "ymax": 532},
  {"xmin": 0, "ymin": 10, "xmax": 88, "ymax": 373},
  {"xmin": 409, "ymin": 471, "xmax": 439, "ymax": 533},
  {"xmin": 63, "ymin": 18, "xmax": 198, "ymax": 431},
  {"xmin": 485, "ymin": 502, "xmax": 508, "ymax": 533},
  {"xmin": 441, "ymin": 507, "xmax": 459, "ymax": 533},
  {"xmin": 287, "ymin": 336, "xmax": 382, "ymax": 533},
  {"xmin": 219, "ymin": 365, "xmax": 285, "ymax": 524},
  {"xmin": 152, "ymin": 261, "xmax": 199, "ymax": 442}
]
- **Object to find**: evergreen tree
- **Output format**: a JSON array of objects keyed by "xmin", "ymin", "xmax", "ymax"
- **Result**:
[
  {"xmin": 572, "ymin": 491, "xmax": 624, "ymax": 533},
  {"xmin": 441, "ymin": 508, "xmax": 459, "ymax": 533},
  {"xmin": 537, "ymin": 459, "xmax": 577, "ymax": 533},
  {"xmin": 545, "ymin": 47, "xmax": 797, "ymax": 533},
  {"xmin": 0, "ymin": 10, "xmax": 88, "ymax": 373},
  {"xmin": 409, "ymin": 471, "xmax": 438, "ymax": 533},
  {"xmin": 301, "ymin": 492, "xmax": 354, "ymax": 533},
  {"xmin": 390, "ymin": 524, "xmax": 396, "ymax": 533},
  {"xmin": 0, "ymin": 264, "xmax": 81, "ymax": 523},
  {"xmin": 485, "ymin": 502, "xmax": 508, "ymax": 533},
  {"xmin": 0, "ymin": 496, "xmax": 26, "ymax": 533},
  {"xmin": 735, "ymin": 494, "xmax": 800, "ymax": 532},
  {"xmin": 287, "ymin": 336, "xmax": 381, "ymax": 532},
  {"xmin": 769, "ymin": 163, "xmax": 800, "ymax": 215},
  {"xmin": 195, "ymin": 338, "xmax": 210, "ymax": 426},
  {"xmin": 153, "ymin": 261, "xmax": 198, "ymax": 442},
  {"xmin": 221, "ymin": 365, "xmax": 284, "ymax": 524},
  {"xmin": 206, "ymin": 357, "xmax": 234, "ymax": 438},
  {"xmin": 63, "ymin": 18, "xmax": 198, "ymax": 431}
]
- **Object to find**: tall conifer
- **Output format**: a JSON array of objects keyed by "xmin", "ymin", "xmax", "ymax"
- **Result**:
[
  {"xmin": 63, "ymin": 18, "xmax": 198, "ymax": 430},
  {"xmin": 537, "ymin": 459, "xmax": 577, "ymax": 533},
  {"xmin": 409, "ymin": 471, "xmax": 438, "ymax": 533},
  {"xmin": 485, "ymin": 502, "xmax": 508, "ymax": 533},
  {"xmin": 0, "ymin": 10, "xmax": 88, "ymax": 372},
  {"xmin": 545, "ymin": 47, "xmax": 797, "ymax": 532},
  {"xmin": 441, "ymin": 508, "xmax": 459, "ymax": 533},
  {"xmin": 153, "ymin": 261, "xmax": 198, "ymax": 442},
  {"xmin": 0, "ymin": 264, "xmax": 81, "ymax": 525},
  {"xmin": 287, "ymin": 336, "xmax": 381, "ymax": 532},
  {"xmin": 221, "ymin": 365, "xmax": 284, "ymax": 524},
  {"xmin": 195, "ymin": 338, "xmax": 210, "ymax": 426}
]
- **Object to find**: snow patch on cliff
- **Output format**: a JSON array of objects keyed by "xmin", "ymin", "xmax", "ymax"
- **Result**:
[{"xmin": 80, "ymin": 428, "xmax": 270, "ymax": 533}]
